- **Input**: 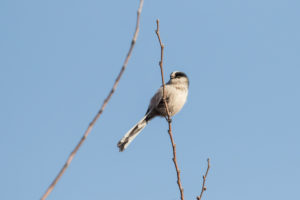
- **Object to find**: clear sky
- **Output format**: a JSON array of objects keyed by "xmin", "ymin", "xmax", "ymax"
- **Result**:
[{"xmin": 1, "ymin": 0, "xmax": 299, "ymax": 200}]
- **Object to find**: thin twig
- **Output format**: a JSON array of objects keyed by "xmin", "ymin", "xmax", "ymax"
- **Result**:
[
  {"xmin": 197, "ymin": 158, "xmax": 211, "ymax": 200},
  {"xmin": 41, "ymin": 1, "xmax": 144, "ymax": 199},
  {"xmin": 155, "ymin": 19, "xmax": 185, "ymax": 200}
]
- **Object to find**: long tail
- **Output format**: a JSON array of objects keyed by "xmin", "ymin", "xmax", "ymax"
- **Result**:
[{"xmin": 117, "ymin": 115, "xmax": 148, "ymax": 152}]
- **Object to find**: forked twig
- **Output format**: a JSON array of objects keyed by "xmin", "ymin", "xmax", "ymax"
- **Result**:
[
  {"xmin": 155, "ymin": 19, "xmax": 185, "ymax": 200},
  {"xmin": 197, "ymin": 158, "xmax": 211, "ymax": 200},
  {"xmin": 41, "ymin": 1, "xmax": 144, "ymax": 199}
]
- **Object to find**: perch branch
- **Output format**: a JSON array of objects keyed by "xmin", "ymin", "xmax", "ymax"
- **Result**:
[
  {"xmin": 41, "ymin": 1, "xmax": 144, "ymax": 199},
  {"xmin": 155, "ymin": 19, "xmax": 185, "ymax": 200},
  {"xmin": 197, "ymin": 158, "xmax": 211, "ymax": 200}
]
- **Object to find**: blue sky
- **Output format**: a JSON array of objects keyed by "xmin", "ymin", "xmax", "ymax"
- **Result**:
[{"xmin": 1, "ymin": 0, "xmax": 299, "ymax": 199}]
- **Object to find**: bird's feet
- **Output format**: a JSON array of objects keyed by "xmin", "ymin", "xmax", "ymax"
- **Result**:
[{"xmin": 165, "ymin": 116, "xmax": 172, "ymax": 123}]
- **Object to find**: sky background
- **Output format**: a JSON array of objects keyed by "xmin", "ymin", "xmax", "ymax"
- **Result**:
[{"xmin": 1, "ymin": 0, "xmax": 300, "ymax": 199}]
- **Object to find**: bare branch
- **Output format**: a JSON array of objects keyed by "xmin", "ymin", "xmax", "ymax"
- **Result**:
[
  {"xmin": 41, "ymin": 1, "xmax": 144, "ymax": 199},
  {"xmin": 197, "ymin": 158, "xmax": 211, "ymax": 200},
  {"xmin": 155, "ymin": 19, "xmax": 185, "ymax": 200}
]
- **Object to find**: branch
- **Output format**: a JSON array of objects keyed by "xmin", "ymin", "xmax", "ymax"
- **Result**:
[
  {"xmin": 197, "ymin": 158, "xmax": 211, "ymax": 200},
  {"xmin": 155, "ymin": 19, "xmax": 185, "ymax": 200},
  {"xmin": 41, "ymin": 1, "xmax": 144, "ymax": 199}
]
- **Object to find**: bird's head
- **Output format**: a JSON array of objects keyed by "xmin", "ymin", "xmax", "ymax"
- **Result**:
[{"xmin": 169, "ymin": 71, "xmax": 189, "ymax": 87}]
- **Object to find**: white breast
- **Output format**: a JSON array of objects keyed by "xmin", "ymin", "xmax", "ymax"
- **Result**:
[{"xmin": 166, "ymin": 85, "xmax": 188, "ymax": 116}]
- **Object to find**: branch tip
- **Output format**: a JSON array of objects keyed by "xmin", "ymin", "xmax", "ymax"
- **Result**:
[
  {"xmin": 40, "ymin": 0, "xmax": 144, "ymax": 199},
  {"xmin": 196, "ymin": 158, "xmax": 211, "ymax": 200}
]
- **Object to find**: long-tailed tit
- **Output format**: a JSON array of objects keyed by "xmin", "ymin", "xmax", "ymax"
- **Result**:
[{"xmin": 117, "ymin": 71, "xmax": 189, "ymax": 152}]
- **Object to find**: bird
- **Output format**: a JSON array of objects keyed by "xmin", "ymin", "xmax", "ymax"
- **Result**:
[{"xmin": 117, "ymin": 71, "xmax": 189, "ymax": 152}]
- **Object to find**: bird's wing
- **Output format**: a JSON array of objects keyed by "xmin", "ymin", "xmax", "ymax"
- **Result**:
[
  {"xmin": 145, "ymin": 86, "xmax": 163, "ymax": 114},
  {"xmin": 145, "ymin": 85, "xmax": 172, "ymax": 114}
]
